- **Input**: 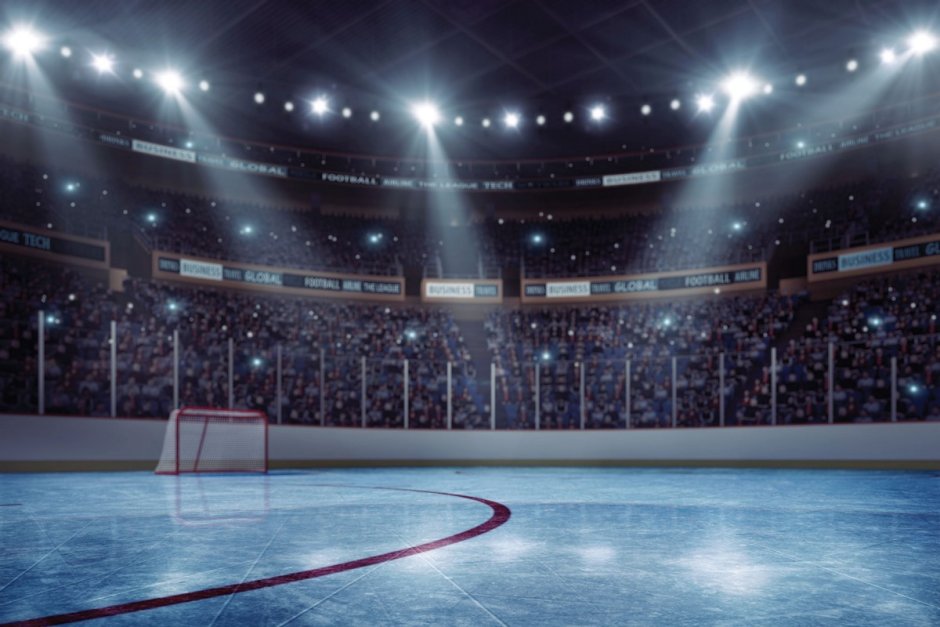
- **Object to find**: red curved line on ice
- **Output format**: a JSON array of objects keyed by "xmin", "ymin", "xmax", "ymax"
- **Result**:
[{"xmin": 3, "ymin": 485, "xmax": 511, "ymax": 626}]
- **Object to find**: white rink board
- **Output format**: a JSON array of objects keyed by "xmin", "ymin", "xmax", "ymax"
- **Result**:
[{"xmin": 1, "ymin": 415, "xmax": 939, "ymax": 466}]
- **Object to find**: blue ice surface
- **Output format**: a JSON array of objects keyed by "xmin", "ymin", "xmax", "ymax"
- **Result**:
[{"xmin": 1, "ymin": 467, "xmax": 939, "ymax": 626}]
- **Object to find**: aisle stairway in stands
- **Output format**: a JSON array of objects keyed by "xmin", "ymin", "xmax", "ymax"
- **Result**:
[
  {"xmin": 774, "ymin": 298, "xmax": 832, "ymax": 349},
  {"xmin": 730, "ymin": 296, "xmax": 832, "ymax": 424},
  {"xmin": 454, "ymin": 318, "xmax": 492, "ymax": 382},
  {"xmin": 452, "ymin": 315, "xmax": 494, "ymax": 418}
]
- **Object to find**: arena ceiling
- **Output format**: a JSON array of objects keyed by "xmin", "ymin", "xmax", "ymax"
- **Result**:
[{"xmin": 5, "ymin": 0, "xmax": 940, "ymax": 160}]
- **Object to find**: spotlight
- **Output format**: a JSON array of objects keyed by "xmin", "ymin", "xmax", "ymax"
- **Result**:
[
  {"xmin": 531, "ymin": 234, "xmax": 543, "ymax": 244},
  {"xmin": 541, "ymin": 351, "xmax": 551, "ymax": 361},
  {"xmin": 406, "ymin": 330, "xmax": 417, "ymax": 340},
  {"xmin": 311, "ymin": 96, "xmax": 328, "ymax": 115},
  {"xmin": 482, "ymin": 117, "xmax": 491, "ymax": 128},
  {"xmin": 90, "ymin": 53, "xmax": 115, "ymax": 74},
  {"xmin": 59, "ymin": 45, "xmax": 72, "ymax": 58},
  {"xmin": 695, "ymin": 94, "xmax": 715, "ymax": 113},
  {"xmin": 732, "ymin": 221, "xmax": 743, "ymax": 231},
  {"xmin": 155, "ymin": 70, "xmax": 184, "ymax": 95},
  {"xmin": 796, "ymin": 140, "xmax": 805, "ymax": 149},
  {"xmin": 722, "ymin": 72, "xmax": 758, "ymax": 101},
  {"xmin": 341, "ymin": 106, "xmax": 352, "ymax": 118},
  {"xmin": 198, "ymin": 79, "xmax": 210, "ymax": 92},
  {"xmin": 504, "ymin": 112, "xmax": 520, "ymax": 128},
  {"xmin": 146, "ymin": 213, "xmax": 157, "ymax": 224},
  {"xmin": 917, "ymin": 200, "xmax": 929, "ymax": 210},
  {"xmin": 795, "ymin": 73, "xmax": 807, "ymax": 86},
  {"xmin": 370, "ymin": 110, "xmax": 380, "ymax": 121},
  {"xmin": 640, "ymin": 104, "xmax": 651, "ymax": 116},
  {"xmin": 908, "ymin": 30, "xmax": 937, "ymax": 55},
  {"xmin": 563, "ymin": 111, "xmax": 574, "ymax": 123},
  {"xmin": 536, "ymin": 114, "xmax": 546, "ymax": 126},
  {"xmin": 670, "ymin": 99, "xmax": 681, "ymax": 110},
  {"xmin": 252, "ymin": 357, "xmax": 263, "ymax": 368},
  {"xmin": 880, "ymin": 48, "xmax": 896, "ymax": 64},
  {"xmin": 411, "ymin": 101, "xmax": 441, "ymax": 127},
  {"xmin": 2, "ymin": 26, "xmax": 44, "ymax": 58},
  {"xmin": 132, "ymin": 68, "xmax": 143, "ymax": 79},
  {"xmin": 284, "ymin": 100, "xmax": 294, "ymax": 112},
  {"xmin": 763, "ymin": 83, "xmax": 774, "ymax": 95},
  {"xmin": 454, "ymin": 115, "xmax": 464, "ymax": 126},
  {"xmin": 253, "ymin": 91, "xmax": 265, "ymax": 105},
  {"xmin": 590, "ymin": 105, "xmax": 606, "ymax": 121},
  {"xmin": 846, "ymin": 58, "xmax": 859, "ymax": 72}
]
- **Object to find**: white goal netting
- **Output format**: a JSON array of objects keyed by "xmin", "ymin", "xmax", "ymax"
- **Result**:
[{"xmin": 155, "ymin": 407, "xmax": 268, "ymax": 474}]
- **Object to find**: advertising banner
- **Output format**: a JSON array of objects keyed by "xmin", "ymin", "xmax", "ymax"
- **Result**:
[
  {"xmin": 156, "ymin": 254, "xmax": 404, "ymax": 300},
  {"xmin": 523, "ymin": 263, "xmax": 765, "ymax": 302}
]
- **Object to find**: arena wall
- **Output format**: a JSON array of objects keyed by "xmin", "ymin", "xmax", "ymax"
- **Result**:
[{"xmin": 1, "ymin": 414, "xmax": 938, "ymax": 471}]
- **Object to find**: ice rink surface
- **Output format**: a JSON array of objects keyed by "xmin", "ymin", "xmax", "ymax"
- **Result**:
[{"xmin": 1, "ymin": 467, "xmax": 939, "ymax": 626}]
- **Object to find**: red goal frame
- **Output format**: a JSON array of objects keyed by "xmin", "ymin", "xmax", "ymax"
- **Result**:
[{"xmin": 155, "ymin": 406, "xmax": 269, "ymax": 475}]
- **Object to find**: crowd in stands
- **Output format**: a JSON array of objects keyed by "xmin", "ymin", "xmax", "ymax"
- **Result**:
[
  {"xmin": 2, "ymin": 251, "xmax": 939, "ymax": 425},
  {"xmin": 777, "ymin": 271, "xmax": 940, "ymax": 423},
  {"xmin": 485, "ymin": 295, "xmax": 801, "ymax": 429},
  {"xmin": 0, "ymin": 255, "xmax": 487, "ymax": 427},
  {"xmin": 2, "ymin": 139, "xmax": 940, "ymax": 427},
  {"xmin": 4, "ymin": 151, "xmax": 937, "ymax": 281},
  {"xmin": 0, "ymin": 256, "xmax": 115, "ymax": 415},
  {"xmin": 0, "ymin": 155, "xmax": 413, "ymax": 276}
]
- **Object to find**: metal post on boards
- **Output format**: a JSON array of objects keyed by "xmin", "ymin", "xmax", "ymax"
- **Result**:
[
  {"xmin": 361, "ymin": 356, "xmax": 367, "ymax": 428},
  {"xmin": 227, "ymin": 337, "xmax": 234, "ymax": 409},
  {"xmin": 771, "ymin": 347, "xmax": 777, "ymax": 426},
  {"xmin": 404, "ymin": 359, "xmax": 410, "ymax": 430},
  {"xmin": 671, "ymin": 356, "xmax": 678, "ymax": 428},
  {"xmin": 625, "ymin": 359, "xmax": 631, "ymax": 429},
  {"xmin": 446, "ymin": 361, "xmax": 453, "ymax": 430},
  {"xmin": 172, "ymin": 329, "xmax": 179, "ymax": 410},
  {"xmin": 319, "ymin": 348, "xmax": 325, "ymax": 427},
  {"xmin": 38, "ymin": 311, "xmax": 45, "ymax": 415},
  {"xmin": 719, "ymin": 353, "xmax": 725, "ymax": 427},
  {"xmin": 110, "ymin": 320, "xmax": 117, "ymax": 418}
]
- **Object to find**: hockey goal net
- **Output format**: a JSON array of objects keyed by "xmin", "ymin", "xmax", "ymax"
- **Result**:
[{"xmin": 155, "ymin": 407, "xmax": 268, "ymax": 474}]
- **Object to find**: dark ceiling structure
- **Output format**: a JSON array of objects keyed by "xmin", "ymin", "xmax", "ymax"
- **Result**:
[{"xmin": 4, "ymin": 0, "xmax": 939, "ymax": 160}]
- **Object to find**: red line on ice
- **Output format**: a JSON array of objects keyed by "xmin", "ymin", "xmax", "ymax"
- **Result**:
[{"xmin": 2, "ymin": 485, "xmax": 511, "ymax": 626}]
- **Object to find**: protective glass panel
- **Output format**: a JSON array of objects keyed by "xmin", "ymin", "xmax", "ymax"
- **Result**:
[
  {"xmin": 537, "ymin": 360, "xmax": 579, "ymax": 430},
  {"xmin": 832, "ymin": 340, "xmax": 888, "ymax": 423},
  {"xmin": 896, "ymin": 335, "xmax": 937, "ymax": 422},
  {"xmin": 776, "ymin": 338, "xmax": 829, "ymax": 425},
  {"xmin": 233, "ymin": 341, "xmax": 275, "ymax": 417},
  {"xmin": 282, "ymin": 345, "xmax": 321, "ymax": 425},
  {"xmin": 44, "ymin": 312, "xmax": 110, "ymax": 416},
  {"xmin": 408, "ymin": 360, "xmax": 447, "ymax": 429},
  {"xmin": 364, "ymin": 357, "xmax": 405, "ymax": 428},
  {"xmin": 177, "ymin": 332, "xmax": 229, "ymax": 410},
  {"xmin": 675, "ymin": 354, "xmax": 720, "ymax": 428},
  {"xmin": 323, "ymin": 355, "xmax": 363, "ymax": 427},
  {"xmin": 630, "ymin": 353, "xmax": 671, "ymax": 428},
  {"xmin": 0, "ymin": 310, "xmax": 36, "ymax": 413},
  {"xmin": 495, "ymin": 359, "xmax": 535, "ymax": 430},
  {"xmin": 451, "ymin": 361, "xmax": 487, "ymax": 429},
  {"xmin": 583, "ymin": 358, "xmax": 625, "ymax": 429},
  {"xmin": 116, "ymin": 321, "xmax": 173, "ymax": 418}
]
